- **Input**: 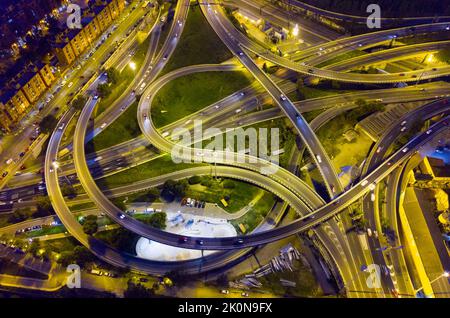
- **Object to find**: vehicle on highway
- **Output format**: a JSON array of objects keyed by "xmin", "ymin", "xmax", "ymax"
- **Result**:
[
  {"xmin": 236, "ymin": 238, "xmax": 244, "ymax": 244},
  {"xmin": 100, "ymin": 123, "xmax": 107, "ymax": 129},
  {"xmin": 280, "ymin": 94, "xmax": 287, "ymax": 101},
  {"xmin": 361, "ymin": 179, "xmax": 369, "ymax": 187},
  {"xmin": 196, "ymin": 239, "xmax": 204, "ymax": 245},
  {"xmin": 241, "ymin": 292, "xmax": 249, "ymax": 297},
  {"xmin": 316, "ymin": 155, "xmax": 322, "ymax": 163},
  {"xmin": 367, "ymin": 228, "xmax": 372, "ymax": 237},
  {"xmin": 118, "ymin": 213, "xmax": 126, "ymax": 219},
  {"xmin": 59, "ymin": 123, "xmax": 65, "ymax": 130},
  {"xmin": 402, "ymin": 147, "xmax": 408, "ymax": 153},
  {"xmin": 221, "ymin": 290, "xmax": 229, "ymax": 294}
]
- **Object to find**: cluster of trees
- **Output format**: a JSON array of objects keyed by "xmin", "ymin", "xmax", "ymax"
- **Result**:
[
  {"xmin": 39, "ymin": 114, "xmax": 58, "ymax": 134},
  {"xmin": 97, "ymin": 67, "xmax": 120, "ymax": 98},
  {"xmin": 57, "ymin": 246, "xmax": 96, "ymax": 267},
  {"xmin": 124, "ymin": 280, "xmax": 156, "ymax": 298},
  {"xmin": 72, "ymin": 96, "xmax": 87, "ymax": 111},
  {"xmin": 82, "ymin": 215, "xmax": 99, "ymax": 235},
  {"xmin": 161, "ymin": 179, "xmax": 188, "ymax": 201},
  {"xmin": 143, "ymin": 212, "xmax": 166, "ymax": 230},
  {"xmin": 34, "ymin": 196, "xmax": 54, "ymax": 218},
  {"xmin": 8, "ymin": 207, "xmax": 33, "ymax": 223}
]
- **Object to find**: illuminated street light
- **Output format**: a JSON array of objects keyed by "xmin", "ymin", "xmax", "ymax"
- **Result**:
[
  {"xmin": 129, "ymin": 61, "xmax": 136, "ymax": 70},
  {"xmin": 292, "ymin": 24, "xmax": 299, "ymax": 37}
]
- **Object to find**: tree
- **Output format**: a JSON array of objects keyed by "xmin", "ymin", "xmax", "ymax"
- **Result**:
[
  {"xmin": 72, "ymin": 96, "xmax": 87, "ymax": 111},
  {"xmin": 144, "ymin": 212, "xmax": 166, "ymax": 230},
  {"xmin": 61, "ymin": 183, "xmax": 76, "ymax": 198},
  {"xmin": 73, "ymin": 246, "xmax": 95, "ymax": 265},
  {"xmin": 82, "ymin": 215, "xmax": 98, "ymax": 235},
  {"xmin": 161, "ymin": 179, "xmax": 187, "ymax": 201},
  {"xmin": 8, "ymin": 208, "xmax": 32, "ymax": 223},
  {"xmin": 112, "ymin": 198, "xmax": 127, "ymax": 211},
  {"xmin": 188, "ymin": 175, "xmax": 201, "ymax": 185},
  {"xmin": 39, "ymin": 114, "xmax": 58, "ymax": 134},
  {"xmin": 28, "ymin": 239, "xmax": 41, "ymax": 256},
  {"xmin": 97, "ymin": 83, "xmax": 111, "ymax": 98},
  {"xmin": 34, "ymin": 196, "xmax": 54, "ymax": 217},
  {"xmin": 124, "ymin": 280, "xmax": 155, "ymax": 298},
  {"xmin": 106, "ymin": 67, "xmax": 120, "ymax": 84}
]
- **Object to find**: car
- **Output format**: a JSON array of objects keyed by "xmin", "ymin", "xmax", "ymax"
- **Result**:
[
  {"xmin": 361, "ymin": 179, "xmax": 369, "ymax": 187},
  {"xmin": 197, "ymin": 239, "xmax": 204, "ymax": 245},
  {"xmin": 236, "ymin": 238, "xmax": 244, "ymax": 244},
  {"xmin": 241, "ymin": 292, "xmax": 249, "ymax": 297},
  {"xmin": 100, "ymin": 123, "xmax": 107, "ymax": 129},
  {"xmin": 307, "ymin": 69, "xmax": 314, "ymax": 74},
  {"xmin": 238, "ymin": 52, "xmax": 244, "ymax": 56},
  {"xmin": 20, "ymin": 165, "xmax": 26, "ymax": 170},
  {"xmin": 58, "ymin": 123, "xmax": 65, "ymax": 130},
  {"xmin": 19, "ymin": 152, "xmax": 25, "ymax": 157},
  {"xmin": 163, "ymin": 55, "xmax": 168, "ymax": 60},
  {"xmin": 376, "ymin": 147, "xmax": 382, "ymax": 153},
  {"xmin": 93, "ymin": 95, "xmax": 99, "ymax": 100},
  {"xmin": 179, "ymin": 236, "xmax": 188, "ymax": 243},
  {"xmin": 370, "ymin": 193, "xmax": 376, "ymax": 202},
  {"xmin": 367, "ymin": 228, "xmax": 373, "ymax": 237},
  {"xmin": 67, "ymin": 82, "xmax": 73, "ymax": 88},
  {"xmin": 220, "ymin": 290, "xmax": 229, "ymax": 294},
  {"xmin": 399, "ymin": 73, "xmax": 405, "ymax": 76},
  {"xmin": 316, "ymin": 155, "xmax": 322, "ymax": 163},
  {"xmin": 280, "ymin": 94, "xmax": 287, "ymax": 101},
  {"xmin": 400, "ymin": 126, "xmax": 407, "ymax": 132},
  {"xmin": 402, "ymin": 147, "xmax": 408, "ymax": 153},
  {"xmin": 373, "ymin": 230, "xmax": 379, "ymax": 238},
  {"xmin": 426, "ymin": 129, "xmax": 432, "ymax": 134},
  {"xmin": 368, "ymin": 183, "xmax": 376, "ymax": 191},
  {"xmin": 400, "ymin": 120, "xmax": 407, "ymax": 126},
  {"xmin": 411, "ymin": 74, "xmax": 417, "ymax": 78},
  {"xmin": 118, "ymin": 213, "xmax": 126, "ymax": 219}
]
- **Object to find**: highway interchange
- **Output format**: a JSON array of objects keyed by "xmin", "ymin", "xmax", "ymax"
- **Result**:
[{"xmin": 1, "ymin": 0, "xmax": 450, "ymax": 298}]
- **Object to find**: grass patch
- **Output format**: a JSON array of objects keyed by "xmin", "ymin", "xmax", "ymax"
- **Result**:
[
  {"xmin": 87, "ymin": 101, "xmax": 140, "ymax": 152},
  {"xmin": 257, "ymin": 260, "xmax": 321, "ymax": 297},
  {"xmin": 24, "ymin": 225, "xmax": 66, "ymax": 238},
  {"xmin": 185, "ymin": 177, "xmax": 262, "ymax": 213},
  {"xmin": 95, "ymin": 154, "xmax": 202, "ymax": 189},
  {"xmin": 94, "ymin": 228, "xmax": 139, "ymax": 256},
  {"xmin": 231, "ymin": 192, "xmax": 276, "ymax": 233},
  {"xmin": 152, "ymin": 71, "xmax": 252, "ymax": 128},
  {"xmin": 316, "ymin": 50, "xmax": 367, "ymax": 68},
  {"xmin": 160, "ymin": 5, "xmax": 233, "ymax": 75}
]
